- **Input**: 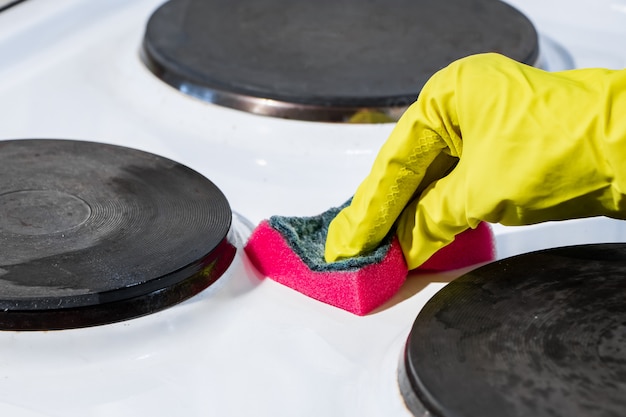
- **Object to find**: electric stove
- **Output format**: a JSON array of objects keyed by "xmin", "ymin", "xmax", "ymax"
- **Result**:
[{"xmin": 0, "ymin": 0, "xmax": 624, "ymax": 416}]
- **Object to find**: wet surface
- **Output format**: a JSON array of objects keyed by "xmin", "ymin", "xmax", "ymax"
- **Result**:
[
  {"xmin": 0, "ymin": 139, "xmax": 235, "ymax": 329},
  {"xmin": 402, "ymin": 243, "xmax": 626, "ymax": 417}
]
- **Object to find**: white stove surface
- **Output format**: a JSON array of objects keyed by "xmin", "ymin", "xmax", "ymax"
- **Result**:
[{"xmin": 0, "ymin": 1, "xmax": 625, "ymax": 416}]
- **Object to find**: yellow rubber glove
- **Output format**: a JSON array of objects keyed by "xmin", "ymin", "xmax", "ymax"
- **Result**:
[{"xmin": 325, "ymin": 53, "xmax": 626, "ymax": 270}]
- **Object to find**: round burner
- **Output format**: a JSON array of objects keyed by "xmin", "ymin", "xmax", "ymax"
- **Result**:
[
  {"xmin": 0, "ymin": 139, "xmax": 235, "ymax": 330},
  {"xmin": 399, "ymin": 244, "xmax": 626, "ymax": 417},
  {"xmin": 142, "ymin": 0, "xmax": 539, "ymax": 122}
]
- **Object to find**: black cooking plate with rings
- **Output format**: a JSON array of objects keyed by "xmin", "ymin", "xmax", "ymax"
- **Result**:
[
  {"xmin": 400, "ymin": 243, "xmax": 626, "ymax": 417},
  {"xmin": 142, "ymin": 0, "xmax": 539, "ymax": 121},
  {"xmin": 0, "ymin": 139, "xmax": 235, "ymax": 330}
]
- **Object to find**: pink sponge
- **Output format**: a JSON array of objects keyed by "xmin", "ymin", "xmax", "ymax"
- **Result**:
[
  {"xmin": 419, "ymin": 221, "xmax": 496, "ymax": 270},
  {"xmin": 244, "ymin": 204, "xmax": 496, "ymax": 315},
  {"xmin": 245, "ymin": 219, "xmax": 407, "ymax": 315}
]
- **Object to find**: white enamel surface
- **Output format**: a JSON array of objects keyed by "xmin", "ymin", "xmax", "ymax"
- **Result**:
[{"xmin": 0, "ymin": 1, "xmax": 625, "ymax": 416}]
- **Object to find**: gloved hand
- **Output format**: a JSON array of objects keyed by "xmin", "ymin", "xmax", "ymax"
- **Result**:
[{"xmin": 325, "ymin": 53, "xmax": 626, "ymax": 270}]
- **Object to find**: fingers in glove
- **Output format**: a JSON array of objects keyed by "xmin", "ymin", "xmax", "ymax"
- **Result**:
[
  {"xmin": 396, "ymin": 166, "xmax": 476, "ymax": 270},
  {"xmin": 324, "ymin": 61, "xmax": 464, "ymax": 263}
]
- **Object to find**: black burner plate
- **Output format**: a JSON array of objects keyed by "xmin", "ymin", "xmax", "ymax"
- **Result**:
[
  {"xmin": 400, "ymin": 243, "xmax": 626, "ymax": 417},
  {"xmin": 142, "ymin": 0, "xmax": 538, "ymax": 119},
  {"xmin": 0, "ymin": 139, "xmax": 235, "ymax": 330}
]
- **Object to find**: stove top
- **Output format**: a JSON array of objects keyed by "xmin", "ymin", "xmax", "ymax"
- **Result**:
[
  {"xmin": 0, "ymin": 139, "xmax": 235, "ymax": 330},
  {"xmin": 143, "ymin": 0, "xmax": 539, "ymax": 122},
  {"xmin": 0, "ymin": 0, "xmax": 625, "ymax": 416},
  {"xmin": 400, "ymin": 243, "xmax": 626, "ymax": 417}
]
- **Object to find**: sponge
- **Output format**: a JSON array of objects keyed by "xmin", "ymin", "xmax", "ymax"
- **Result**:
[
  {"xmin": 244, "ymin": 204, "xmax": 408, "ymax": 315},
  {"xmin": 244, "ymin": 204, "xmax": 496, "ymax": 315},
  {"xmin": 419, "ymin": 221, "xmax": 496, "ymax": 270}
]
